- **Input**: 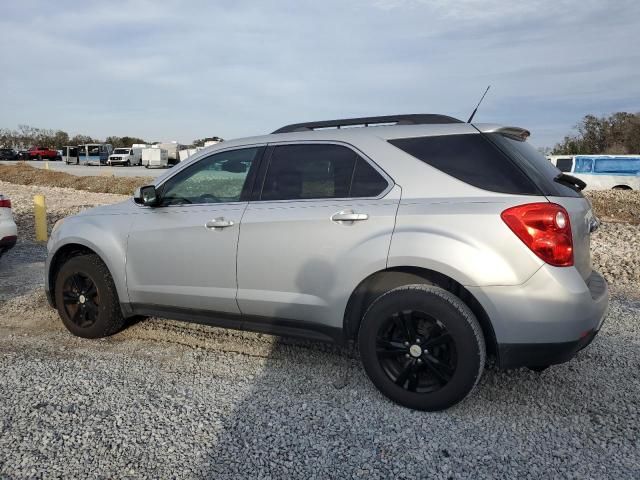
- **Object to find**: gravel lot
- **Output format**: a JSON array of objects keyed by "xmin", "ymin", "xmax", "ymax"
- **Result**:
[{"xmin": 1, "ymin": 181, "xmax": 639, "ymax": 478}]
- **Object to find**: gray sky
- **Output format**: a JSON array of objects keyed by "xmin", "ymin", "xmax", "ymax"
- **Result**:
[{"xmin": 1, "ymin": 0, "xmax": 638, "ymax": 148}]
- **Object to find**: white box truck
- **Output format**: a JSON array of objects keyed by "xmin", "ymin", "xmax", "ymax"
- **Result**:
[{"xmin": 142, "ymin": 148, "xmax": 169, "ymax": 168}]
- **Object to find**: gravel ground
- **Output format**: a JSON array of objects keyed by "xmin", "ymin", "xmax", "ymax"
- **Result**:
[{"xmin": 1, "ymin": 182, "xmax": 639, "ymax": 478}]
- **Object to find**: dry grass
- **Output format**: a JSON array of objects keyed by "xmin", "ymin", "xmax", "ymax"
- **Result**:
[{"xmin": 0, "ymin": 163, "xmax": 153, "ymax": 195}]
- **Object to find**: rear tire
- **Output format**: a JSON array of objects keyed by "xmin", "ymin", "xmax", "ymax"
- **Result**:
[
  {"xmin": 358, "ymin": 284, "xmax": 485, "ymax": 411},
  {"xmin": 37, "ymin": 155, "xmax": 42, "ymax": 161},
  {"xmin": 54, "ymin": 254, "xmax": 125, "ymax": 338}
]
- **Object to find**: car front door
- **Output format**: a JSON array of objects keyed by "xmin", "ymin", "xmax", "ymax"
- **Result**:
[
  {"xmin": 126, "ymin": 146, "xmax": 263, "ymax": 314},
  {"xmin": 236, "ymin": 142, "xmax": 400, "ymax": 330}
]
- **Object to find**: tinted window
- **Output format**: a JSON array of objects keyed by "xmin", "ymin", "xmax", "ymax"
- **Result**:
[
  {"xmin": 160, "ymin": 147, "xmax": 259, "ymax": 206},
  {"xmin": 556, "ymin": 158, "xmax": 573, "ymax": 172},
  {"xmin": 594, "ymin": 157, "xmax": 640, "ymax": 174},
  {"xmin": 261, "ymin": 144, "xmax": 356, "ymax": 200},
  {"xmin": 488, "ymin": 134, "xmax": 581, "ymax": 197},
  {"xmin": 350, "ymin": 157, "xmax": 388, "ymax": 197},
  {"xmin": 389, "ymin": 134, "xmax": 539, "ymax": 195}
]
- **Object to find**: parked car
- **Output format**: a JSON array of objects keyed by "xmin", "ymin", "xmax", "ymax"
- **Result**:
[
  {"xmin": 45, "ymin": 114, "xmax": 609, "ymax": 411},
  {"xmin": 107, "ymin": 147, "xmax": 143, "ymax": 166},
  {"xmin": 0, "ymin": 194, "xmax": 17, "ymax": 257},
  {"xmin": 28, "ymin": 146, "xmax": 61, "ymax": 161},
  {"xmin": 0, "ymin": 148, "xmax": 18, "ymax": 160}
]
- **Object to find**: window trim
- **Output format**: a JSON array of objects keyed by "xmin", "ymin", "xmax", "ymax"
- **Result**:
[
  {"xmin": 146, "ymin": 145, "xmax": 267, "ymax": 209},
  {"xmin": 252, "ymin": 140, "xmax": 394, "ymax": 204}
]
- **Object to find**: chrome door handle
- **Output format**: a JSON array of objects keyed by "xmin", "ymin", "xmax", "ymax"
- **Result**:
[
  {"xmin": 331, "ymin": 211, "xmax": 369, "ymax": 222},
  {"xmin": 205, "ymin": 218, "xmax": 234, "ymax": 229}
]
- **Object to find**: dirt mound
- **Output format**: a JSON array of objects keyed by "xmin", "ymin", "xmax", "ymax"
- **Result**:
[{"xmin": 0, "ymin": 163, "xmax": 152, "ymax": 195}]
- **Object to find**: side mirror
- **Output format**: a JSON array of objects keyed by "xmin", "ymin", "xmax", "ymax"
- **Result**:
[{"xmin": 134, "ymin": 185, "xmax": 158, "ymax": 206}]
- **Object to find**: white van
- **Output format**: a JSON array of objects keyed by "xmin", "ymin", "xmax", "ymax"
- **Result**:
[
  {"xmin": 547, "ymin": 155, "xmax": 640, "ymax": 190},
  {"xmin": 107, "ymin": 148, "xmax": 142, "ymax": 166}
]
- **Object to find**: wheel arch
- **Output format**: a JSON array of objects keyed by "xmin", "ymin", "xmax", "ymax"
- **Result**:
[
  {"xmin": 612, "ymin": 184, "xmax": 632, "ymax": 190},
  {"xmin": 48, "ymin": 242, "xmax": 118, "ymax": 309},
  {"xmin": 342, "ymin": 266, "xmax": 498, "ymax": 359}
]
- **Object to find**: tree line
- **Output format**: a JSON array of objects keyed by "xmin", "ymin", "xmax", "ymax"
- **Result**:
[
  {"xmin": 4, "ymin": 115, "xmax": 638, "ymax": 155},
  {"xmin": 552, "ymin": 112, "xmax": 640, "ymax": 155},
  {"xmin": 0, "ymin": 125, "xmax": 222, "ymax": 150}
]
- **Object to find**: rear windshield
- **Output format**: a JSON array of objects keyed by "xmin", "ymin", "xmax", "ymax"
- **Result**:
[
  {"xmin": 388, "ymin": 134, "xmax": 540, "ymax": 195},
  {"xmin": 487, "ymin": 134, "xmax": 582, "ymax": 198}
]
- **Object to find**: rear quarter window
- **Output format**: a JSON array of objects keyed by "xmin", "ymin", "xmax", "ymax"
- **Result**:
[
  {"xmin": 388, "ymin": 134, "xmax": 540, "ymax": 195},
  {"xmin": 487, "ymin": 134, "xmax": 582, "ymax": 198}
]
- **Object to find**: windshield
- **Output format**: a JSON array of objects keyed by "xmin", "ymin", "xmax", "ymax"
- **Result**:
[{"xmin": 113, "ymin": 148, "xmax": 130, "ymax": 154}]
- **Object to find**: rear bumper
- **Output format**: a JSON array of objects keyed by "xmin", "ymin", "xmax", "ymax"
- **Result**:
[
  {"xmin": 498, "ymin": 327, "xmax": 600, "ymax": 369},
  {"xmin": 469, "ymin": 267, "xmax": 609, "ymax": 369}
]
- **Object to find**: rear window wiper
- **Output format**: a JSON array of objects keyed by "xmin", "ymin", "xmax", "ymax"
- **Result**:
[{"xmin": 554, "ymin": 172, "xmax": 586, "ymax": 192}]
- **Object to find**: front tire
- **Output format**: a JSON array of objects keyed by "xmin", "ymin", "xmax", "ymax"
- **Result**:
[
  {"xmin": 54, "ymin": 254, "xmax": 125, "ymax": 338},
  {"xmin": 358, "ymin": 284, "xmax": 485, "ymax": 411}
]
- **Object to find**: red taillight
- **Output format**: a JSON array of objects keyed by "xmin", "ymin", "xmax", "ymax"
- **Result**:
[
  {"xmin": 0, "ymin": 198, "xmax": 11, "ymax": 208},
  {"xmin": 501, "ymin": 202, "xmax": 573, "ymax": 267}
]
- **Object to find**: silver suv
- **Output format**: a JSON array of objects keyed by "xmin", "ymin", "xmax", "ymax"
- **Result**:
[{"xmin": 46, "ymin": 114, "xmax": 609, "ymax": 411}]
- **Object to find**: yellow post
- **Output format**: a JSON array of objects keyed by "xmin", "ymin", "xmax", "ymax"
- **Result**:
[
  {"xmin": 44, "ymin": 160, "xmax": 49, "ymax": 170},
  {"xmin": 34, "ymin": 195, "xmax": 48, "ymax": 242}
]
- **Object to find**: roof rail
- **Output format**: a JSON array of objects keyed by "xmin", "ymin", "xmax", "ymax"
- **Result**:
[{"xmin": 272, "ymin": 114, "xmax": 463, "ymax": 134}]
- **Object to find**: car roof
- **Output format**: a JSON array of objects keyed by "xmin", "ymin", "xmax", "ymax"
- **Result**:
[{"xmin": 197, "ymin": 121, "xmax": 523, "ymax": 152}]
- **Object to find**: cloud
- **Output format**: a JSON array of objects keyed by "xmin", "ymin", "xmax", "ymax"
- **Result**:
[{"xmin": 0, "ymin": 0, "xmax": 638, "ymax": 147}]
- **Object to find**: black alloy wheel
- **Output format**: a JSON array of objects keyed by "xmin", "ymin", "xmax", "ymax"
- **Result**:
[
  {"xmin": 376, "ymin": 310, "xmax": 456, "ymax": 393},
  {"xmin": 358, "ymin": 284, "xmax": 485, "ymax": 411},
  {"xmin": 54, "ymin": 254, "xmax": 126, "ymax": 338},
  {"xmin": 61, "ymin": 272, "xmax": 100, "ymax": 328}
]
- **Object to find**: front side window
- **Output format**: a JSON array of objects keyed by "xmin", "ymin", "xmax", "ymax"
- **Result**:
[
  {"xmin": 260, "ymin": 144, "xmax": 388, "ymax": 201},
  {"xmin": 555, "ymin": 158, "xmax": 573, "ymax": 172},
  {"xmin": 160, "ymin": 147, "xmax": 260, "ymax": 206}
]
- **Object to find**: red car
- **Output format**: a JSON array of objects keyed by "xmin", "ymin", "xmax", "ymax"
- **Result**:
[{"xmin": 28, "ymin": 146, "xmax": 60, "ymax": 161}]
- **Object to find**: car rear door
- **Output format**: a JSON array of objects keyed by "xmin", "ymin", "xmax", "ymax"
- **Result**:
[
  {"xmin": 236, "ymin": 142, "xmax": 400, "ymax": 330},
  {"xmin": 126, "ymin": 146, "xmax": 263, "ymax": 313}
]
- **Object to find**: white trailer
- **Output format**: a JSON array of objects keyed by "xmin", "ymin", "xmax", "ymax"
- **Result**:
[
  {"xmin": 142, "ymin": 148, "xmax": 169, "ymax": 168},
  {"xmin": 154, "ymin": 142, "xmax": 183, "ymax": 165}
]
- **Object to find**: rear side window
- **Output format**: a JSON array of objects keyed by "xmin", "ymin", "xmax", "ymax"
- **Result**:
[
  {"xmin": 488, "ymin": 134, "xmax": 582, "ymax": 198},
  {"xmin": 389, "ymin": 134, "xmax": 539, "ymax": 195},
  {"xmin": 260, "ymin": 144, "xmax": 388, "ymax": 200},
  {"xmin": 594, "ymin": 157, "xmax": 640, "ymax": 174}
]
